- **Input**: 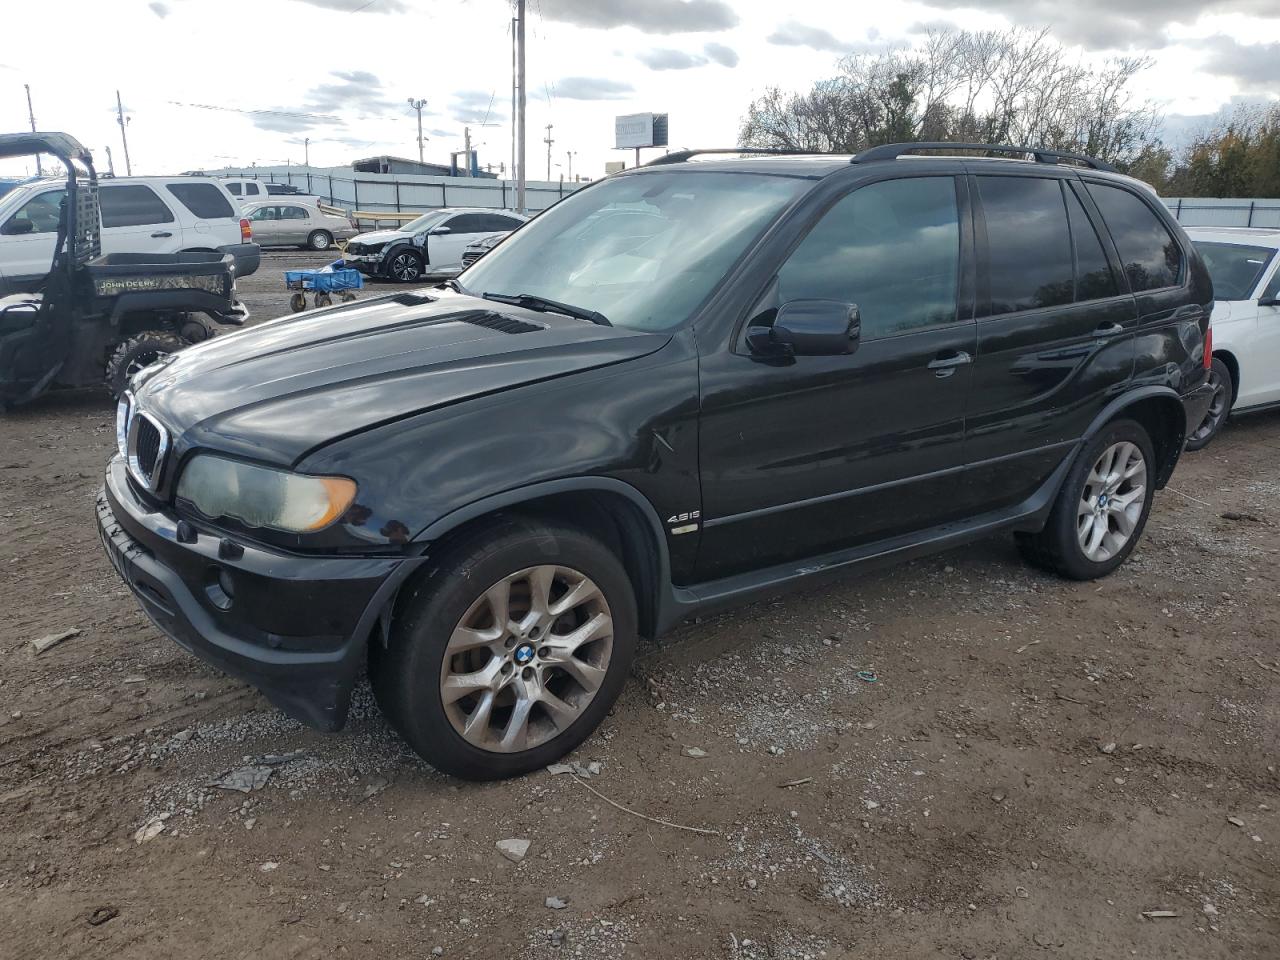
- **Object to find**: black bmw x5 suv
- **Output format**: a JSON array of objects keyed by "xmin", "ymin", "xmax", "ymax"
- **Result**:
[{"xmin": 100, "ymin": 143, "xmax": 1215, "ymax": 780}]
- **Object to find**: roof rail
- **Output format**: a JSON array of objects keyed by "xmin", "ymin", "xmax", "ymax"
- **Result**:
[
  {"xmin": 643, "ymin": 147, "xmax": 837, "ymax": 167},
  {"xmin": 851, "ymin": 142, "xmax": 1117, "ymax": 173}
]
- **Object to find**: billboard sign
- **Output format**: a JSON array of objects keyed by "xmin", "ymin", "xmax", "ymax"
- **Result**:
[{"xmin": 615, "ymin": 113, "xmax": 669, "ymax": 150}]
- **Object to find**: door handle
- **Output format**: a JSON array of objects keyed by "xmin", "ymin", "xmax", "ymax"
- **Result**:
[
  {"xmin": 151, "ymin": 231, "xmax": 173, "ymax": 238},
  {"xmin": 927, "ymin": 350, "xmax": 972, "ymax": 378},
  {"xmin": 1093, "ymin": 321, "xmax": 1125, "ymax": 337}
]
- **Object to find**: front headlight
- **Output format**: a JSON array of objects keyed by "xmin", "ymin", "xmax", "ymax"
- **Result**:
[{"xmin": 176, "ymin": 455, "xmax": 357, "ymax": 534}]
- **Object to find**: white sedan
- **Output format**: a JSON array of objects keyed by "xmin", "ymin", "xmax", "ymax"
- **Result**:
[{"xmin": 1185, "ymin": 227, "xmax": 1280, "ymax": 449}]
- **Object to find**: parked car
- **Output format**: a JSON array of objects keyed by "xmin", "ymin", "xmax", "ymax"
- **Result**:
[
  {"xmin": 461, "ymin": 232, "xmax": 504, "ymax": 268},
  {"xmin": 0, "ymin": 175, "xmax": 258, "ymax": 296},
  {"xmin": 99, "ymin": 143, "xmax": 1214, "ymax": 780},
  {"xmin": 1182, "ymin": 227, "xmax": 1280, "ymax": 449},
  {"xmin": 344, "ymin": 207, "xmax": 526, "ymax": 282},
  {"xmin": 243, "ymin": 199, "xmax": 357, "ymax": 250}
]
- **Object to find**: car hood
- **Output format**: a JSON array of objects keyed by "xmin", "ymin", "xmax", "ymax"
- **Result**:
[
  {"xmin": 132, "ymin": 292, "xmax": 669, "ymax": 467},
  {"xmin": 350, "ymin": 229, "xmax": 411, "ymax": 246}
]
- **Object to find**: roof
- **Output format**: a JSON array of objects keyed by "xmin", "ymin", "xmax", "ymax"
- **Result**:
[{"xmin": 0, "ymin": 132, "xmax": 92, "ymax": 165}]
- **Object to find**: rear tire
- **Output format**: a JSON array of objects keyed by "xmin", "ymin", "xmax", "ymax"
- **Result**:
[
  {"xmin": 306, "ymin": 230, "xmax": 333, "ymax": 251},
  {"xmin": 104, "ymin": 331, "xmax": 185, "ymax": 398},
  {"xmin": 1185, "ymin": 358, "xmax": 1232, "ymax": 451},
  {"xmin": 370, "ymin": 518, "xmax": 637, "ymax": 780},
  {"xmin": 1016, "ymin": 418, "xmax": 1156, "ymax": 580}
]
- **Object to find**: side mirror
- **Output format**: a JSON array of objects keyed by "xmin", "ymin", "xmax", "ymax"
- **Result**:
[
  {"xmin": 747, "ymin": 299, "xmax": 861, "ymax": 361},
  {"xmin": 1, "ymin": 219, "xmax": 35, "ymax": 236},
  {"xmin": 1259, "ymin": 297, "xmax": 1279, "ymax": 307},
  {"xmin": 429, "ymin": 226, "xmax": 452, "ymax": 235}
]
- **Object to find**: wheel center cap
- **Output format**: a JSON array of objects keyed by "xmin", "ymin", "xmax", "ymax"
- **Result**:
[
  {"xmin": 1097, "ymin": 494, "xmax": 1109, "ymax": 508},
  {"xmin": 513, "ymin": 643, "xmax": 536, "ymax": 666}
]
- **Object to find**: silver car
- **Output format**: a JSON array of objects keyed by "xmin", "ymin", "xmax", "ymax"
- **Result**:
[{"xmin": 243, "ymin": 200, "xmax": 358, "ymax": 251}]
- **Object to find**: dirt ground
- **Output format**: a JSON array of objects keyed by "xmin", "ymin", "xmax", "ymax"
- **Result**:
[{"xmin": 2, "ymin": 250, "xmax": 1277, "ymax": 959}]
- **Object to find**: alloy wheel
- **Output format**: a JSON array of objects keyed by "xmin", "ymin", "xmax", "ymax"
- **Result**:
[
  {"xmin": 1076, "ymin": 441, "xmax": 1147, "ymax": 563},
  {"xmin": 439, "ymin": 565, "xmax": 613, "ymax": 753},
  {"xmin": 1189, "ymin": 368, "xmax": 1228, "ymax": 443},
  {"xmin": 390, "ymin": 253, "xmax": 421, "ymax": 281}
]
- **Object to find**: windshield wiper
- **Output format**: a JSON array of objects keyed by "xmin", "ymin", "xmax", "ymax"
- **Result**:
[{"xmin": 481, "ymin": 291, "xmax": 611, "ymax": 326}]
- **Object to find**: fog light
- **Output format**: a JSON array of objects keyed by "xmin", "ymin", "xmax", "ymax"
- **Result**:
[{"xmin": 204, "ymin": 567, "xmax": 234, "ymax": 610}]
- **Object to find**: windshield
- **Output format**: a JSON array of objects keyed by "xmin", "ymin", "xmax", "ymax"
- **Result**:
[
  {"xmin": 1193, "ymin": 241, "xmax": 1276, "ymax": 301},
  {"xmin": 460, "ymin": 172, "xmax": 807, "ymax": 331},
  {"xmin": 400, "ymin": 211, "xmax": 446, "ymax": 234}
]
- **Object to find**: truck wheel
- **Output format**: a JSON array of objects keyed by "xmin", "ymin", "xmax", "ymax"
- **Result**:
[
  {"xmin": 370, "ymin": 519, "xmax": 637, "ymax": 780},
  {"xmin": 1016, "ymin": 418, "xmax": 1155, "ymax": 580},
  {"xmin": 388, "ymin": 249, "xmax": 424, "ymax": 282},
  {"xmin": 1185, "ymin": 358, "xmax": 1232, "ymax": 451},
  {"xmin": 306, "ymin": 230, "xmax": 333, "ymax": 251},
  {"xmin": 104, "ymin": 331, "xmax": 185, "ymax": 398}
]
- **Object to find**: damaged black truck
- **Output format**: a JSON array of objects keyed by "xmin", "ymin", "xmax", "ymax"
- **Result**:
[{"xmin": 0, "ymin": 132, "xmax": 249, "ymax": 406}]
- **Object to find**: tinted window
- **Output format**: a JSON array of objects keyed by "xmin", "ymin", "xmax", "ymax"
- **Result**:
[
  {"xmin": 243, "ymin": 182, "xmax": 261, "ymax": 196},
  {"xmin": 1066, "ymin": 185, "xmax": 1119, "ymax": 301},
  {"xmin": 1087, "ymin": 182, "xmax": 1182, "ymax": 291},
  {"xmin": 978, "ymin": 176, "xmax": 1073, "ymax": 314},
  {"xmin": 99, "ymin": 185, "xmax": 174, "ymax": 227},
  {"xmin": 1191, "ymin": 241, "xmax": 1275, "ymax": 301},
  {"xmin": 483, "ymin": 214, "xmax": 522, "ymax": 231},
  {"xmin": 281, "ymin": 205, "xmax": 310, "ymax": 220},
  {"xmin": 4, "ymin": 190, "xmax": 65, "ymax": 234},
  {"xmin": 166, "ymin": 182, "xmax": 235, "ymax": 220},
  {"xmin": 777, "ymin": 177, "xmax": 960, "ymax": 339},
  {"xmin": 445, "ymin": 213, "xmax": 487, "ymax": 233},
  {"xmin": 1263, "ymin": 267, "xmax": 1280, "ymax": 302},
  {"xmin": 224, "ymin": 182, "xmax": 242, "ymax": 196}
]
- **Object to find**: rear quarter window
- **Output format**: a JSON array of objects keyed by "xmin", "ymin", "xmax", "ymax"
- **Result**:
[
  {"xmin": 99, "ymin": 184, "xmax": 175, "ymax": 228},
  {"xmin": 1087, "ymin": 182, "xmax": 1183, "ymax": 292},
  {"xmin": 166, "ymin": 182, "xmax": 236, "ymax": 220}
]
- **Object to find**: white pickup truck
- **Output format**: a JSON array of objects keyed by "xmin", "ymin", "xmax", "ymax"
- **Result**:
[{"xmin": 0, "ymin": 176, "xmax": 259, "ymax": 296}]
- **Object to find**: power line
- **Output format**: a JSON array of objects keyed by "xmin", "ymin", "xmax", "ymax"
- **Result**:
[{"xmin": 168, "ymin": 101, "xmax": 343, "ymax": 122}]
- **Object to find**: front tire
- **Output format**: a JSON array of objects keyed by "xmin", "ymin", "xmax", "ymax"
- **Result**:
[
  {"xmin": 306, "ymin": 230, "xmax": 333, "ymax": 251},
  {"xmin": 387, "ymin": 248, "xmax": 424, "ymax": 283},
  {"xmin": 371, "ymin": 519, "xmax": 637, "ymax": 780},
  {"xmin": 1016, "ymin": 418, "xmax": 1156, "ymax": 580},
  {"xmin": 104, "ymin": 330, "xmax": 185, "ymax": 398},
  {"xmin": 1185, "ymin": 358, "xmax": 1232, "ymax": 451}
]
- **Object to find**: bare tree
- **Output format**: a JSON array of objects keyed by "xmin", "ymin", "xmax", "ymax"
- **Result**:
[{"xmin": 740, "ymin": 28, "xmax": 1161, "ymax": 167}]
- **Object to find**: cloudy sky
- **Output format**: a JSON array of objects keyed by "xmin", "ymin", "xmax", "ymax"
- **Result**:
[{"xmin": 2, "ymin": 0, "xmax": 1278, "ymax": 181}]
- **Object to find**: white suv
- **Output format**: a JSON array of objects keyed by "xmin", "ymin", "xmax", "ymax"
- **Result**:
[
  {"xmin": 1185, "ymin": 227, "xmax": 1280, "ymax": 449},
  {"xmin": 0, "ymin": 176, "xmax": 259, "ymax": 296}
]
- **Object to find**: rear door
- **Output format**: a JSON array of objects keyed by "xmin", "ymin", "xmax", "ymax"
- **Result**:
[
  {"xmin": 163, "ymin": 181, "xmax": 240, "ymax": 249},
  {"xmin": 279, "ymin": 204, "xmax": 312, "ymax": 245},
  {"xmin": 963, "ymin": 171, "xmax": 1136, "ymax": 514},
  {"xmin": 246, "ymin": 205, "xmax": 282, "ymax": 246},
  {"xmin": 98, "ymin": 183, "xmax": 180, "ymax": 256},
  {"xmin": 696, "ymin": 174, "xmax": 977, "ymax": 580},
  {"xmin": 0, "ymin": 186, "xmax": 63, "ymax": 293}
]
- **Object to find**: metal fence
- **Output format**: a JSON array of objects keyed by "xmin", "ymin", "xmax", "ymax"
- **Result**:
[
  {"xmin": 218, "ymin": 165, "xmax": 583, "ymax": 227},
  {"xmin": 1164, "ymin": 198, "xmax": 1280, "ymax": 229}
]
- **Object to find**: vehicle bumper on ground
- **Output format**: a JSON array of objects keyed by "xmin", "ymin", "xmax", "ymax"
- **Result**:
[
  {"xmin": 97, "ymin": 458, "xmax": 409, "ymax": 731},
  {"xmin": 218, "ymin": 242, "xmax": 261, "ymax": 279},
  {"xmin": 347, "ymin": 255, "xmax": 384, "ymax": 277}
]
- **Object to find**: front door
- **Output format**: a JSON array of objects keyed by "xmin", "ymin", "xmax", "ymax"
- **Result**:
[
  {"xmin": 0, "ymin": 187, "xmax": 64, "ymax": 294},
  {"xmin": 428, "ymin": 213, "xmax": 488, "ymax": 273},
  {"xmin": 696, "ymin": 175, "xmax": 977, "ymax": 582},
  {"xmin": 1243, "ymin": 266, "xmax": 1280, "ymax": 406}
]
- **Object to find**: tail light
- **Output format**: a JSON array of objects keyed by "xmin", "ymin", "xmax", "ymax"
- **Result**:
[
  {"xmin": 1204, "ymin": 326, "xmax": 1213, "ymax": 370},
  {"xmin": 240, "ymin": 218, "xmax": 252, "ymax": 243}
]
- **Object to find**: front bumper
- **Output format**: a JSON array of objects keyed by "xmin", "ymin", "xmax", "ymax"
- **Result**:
[
  {"xmin": 347, "ymin": 254, "xmax": 384, "ymax": 277},
  {"xmin": 217, "ymin": 242, "xmax": 261, "ymax": 279},
  {"xmin": 97, "ymin": 458, "xmax": 414, "ymax": 730}
]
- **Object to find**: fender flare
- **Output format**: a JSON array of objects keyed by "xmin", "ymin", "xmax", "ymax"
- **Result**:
[
  {"xmin": 382, "ymin": 240, "xmax": 424, "ymax": 272},
  {"xmin": 1080, "ymin": 385, "xmax": 1188, "ymax": 488}
]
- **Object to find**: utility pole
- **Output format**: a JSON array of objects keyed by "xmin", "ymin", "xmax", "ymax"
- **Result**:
[
  {"xmin": 511, "ymin": 14, "xmax": 517, "ymax": 187},
  {"xmin": 463, "ymin": 127, "xmax": 472, "ymax": 177},
  {"xmin": 516, "ymin": 0, "xmax": 526, "ymax": 213},
  {"xmin": 543, "ymin": 124, "xmax": 554, "ymax": 181},
  {"xmin": 24, "ymin": 84, "xmax": 42, "ymax": 176},
  {"xmin": 105, "ymin": 145, "xmax": 115, "ymax": 177},
  {"xmin": 304, "ymin": 137, "xmax": 310, "ymax": 167},
  {"xmin": 566, "ymin": 149, "xmax": 576, "ymax": 181},
  {"xmin": 116, "ymin": 90, "xmax": 132, "ymax": 176},
  {"xmin": 407, "ymin": 97, "xmax": 427, "ymax": 164}
]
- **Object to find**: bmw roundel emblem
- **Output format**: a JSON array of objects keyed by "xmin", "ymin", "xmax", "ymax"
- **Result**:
[{"xmin": 514, "ymin": 643, "xmax": 536, "ymax": 665}]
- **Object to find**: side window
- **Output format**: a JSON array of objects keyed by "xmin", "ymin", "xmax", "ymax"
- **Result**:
[
  {"xmin": 248, "ymin": 206, "xmax": 276, "ymax": 221},
  {"xmin": 977, "ymin": 176, "xmax": 1073, "ymax": 314},
  {"xmin": 776, "ymin": 177, "xmax": 960, "ymax": 339},
  {"xmin": 224, "ymin": 182, "xmax": 242, "ymax": 196},
  {"xmin": 1065, "ymin": 185, "xmax": 1119, "ymax": 301},
  {"xmin": 243, "ymin": 182, "xmax": 261, "ymax": 197},
  {"xmin": 484, "ymin": 214, "xmax": 522, "ymax": 232},
  {"xmin": 445, "ymin": 214, "xmax": 486, "ymax": 233},
  {"xmin": 282, "ymin": 206, "xmax": 309, "ymax": 220},
  {"xmin": 1086, "ymin": 182, "xmax": 1182, "ymax": 292},
  {"xmin": 166, "ymin": 182, "xmax": 235, "ymax": 220},
  {"xmin": 2, "ymin": 190, "xmax": 66, "ymax": 234},
  {"xmin": 99, "ymin": 185, "xmax": 175, "ymax": 228},
  {"xmin": 1262, "ymin": 267, "xmax": 1280, "ymax": 303}
]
